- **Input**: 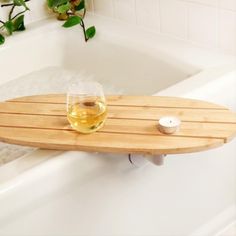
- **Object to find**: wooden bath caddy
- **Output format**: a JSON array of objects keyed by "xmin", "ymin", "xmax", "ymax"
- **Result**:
[{"xmin": 0, "ymin": 94, "xmax": 236, "ymax": 156}]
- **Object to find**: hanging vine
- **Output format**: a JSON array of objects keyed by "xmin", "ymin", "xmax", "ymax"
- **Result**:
[
  {"xmin": 47, "ymin": 0, "xmax": 96, "ymax": 42},
  {"xmin": 0, "ymin": 0, "xmax": 95, "ymax": 45},
  {"xmin": 0, "ymin": 0, "xmax": 30, "ymax": 45}
]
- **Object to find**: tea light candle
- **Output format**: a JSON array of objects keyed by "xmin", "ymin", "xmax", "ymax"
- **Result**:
[{"xmin": 158, "ymin": 116, "xmax": 181, "ymax": 134}]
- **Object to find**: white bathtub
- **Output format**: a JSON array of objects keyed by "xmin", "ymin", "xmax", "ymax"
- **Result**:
[{"xmin": 0, "ymin": 15, "xmax": 236, "ymax": 236}]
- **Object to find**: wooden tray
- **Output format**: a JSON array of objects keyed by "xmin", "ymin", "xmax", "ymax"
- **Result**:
[{"xmin": 0, "ymin": 94, "xmax": 236, "ymax": 155}]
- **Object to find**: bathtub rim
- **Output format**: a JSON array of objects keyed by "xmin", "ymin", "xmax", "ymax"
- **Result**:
[{"xmin": 0, "ymin": 13, "xmax": 235, "ymax": 184}]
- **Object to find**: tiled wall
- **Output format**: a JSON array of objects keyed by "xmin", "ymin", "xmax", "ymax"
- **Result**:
[
  {"xmin": 0, "ymin": 0, "xmax": 235, "ymax": 55},
  {"xmin": 90, "ymin": 0, "xmax": 236, "ymax": 54}
]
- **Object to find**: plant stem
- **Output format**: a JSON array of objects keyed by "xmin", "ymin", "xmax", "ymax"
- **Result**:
[
  {"xmin": 80, "ymin": 7, "xmax": 88, "ymax": 42},
  {"xmin": 9, "ymin": 5, "xmax": 15, "ymax": 20},
  {"xmin": 1, "ymin": 0, "xmax": 30, "ymax": 7},
  {"xmin": 82, "ymin": 8, "xmax": 86, "ymax": 19},
  {"xmin": 12, "ymin": 9, "xmax": 28, "ymax": 20},
  {"xmin": 80, "ymin": 19, "xmax": 88, "ymax": 42}
]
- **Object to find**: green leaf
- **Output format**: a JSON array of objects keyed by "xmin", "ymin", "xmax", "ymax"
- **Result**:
[
  {"xmin": 13, "ymin": 0, "xmax": 29, "ymax": 10},
  {"xmin": 47, "ymin": 0, "xmax": 68, "ymax": 8},
  {"xmin": 47, "ymin": 0, "xmax": 54, "ymax": 8},
  {"xmin": 13, "ymin": 15, "xmax": 25, "ymax": 31},
  {"xmin": 75, "ymin": 0, "xmax": 85, "ymax": 11},
  {"xmin": 57, "ymin": 2, "xmax": 70, "ymax": 14},
  {"xmin": 0, "ymin": 34, "xmax": 5, "ymax": 45},
  {"xmin": 4, "ymin": 21, "xmax": 14, "ymax": 35},
  {"xmin": 62, "ymin": 16, "xmax": 81, "ymax": 28},
  {"xmin": 85, "ymin": 26, "xmax": 96, "ymax": 39}
]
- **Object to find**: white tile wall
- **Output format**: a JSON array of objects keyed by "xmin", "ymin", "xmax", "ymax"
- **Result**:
[
  {"xmin": 188, "ymin": 3, "xmax": 218, "ymax": 47},
  {"xmin": 27, "ymin": 1, "xmax": 50, "ymax": 22},
  {"xmin": 93, "ymin": 0, "xmax": 113, "ymax": 17},
  {"xmin": 219, "ymin": 0, "xmax": 236, "ymax": 11},
  {"xmin": 0, "ymin": 0, "xmax": 236, "ymax": 55},
  {"xmin": 136, "ymin": 0, "xmax": 160, "ymax": 30},
  {"xmin": 219, "ymin": 9, "xmax": 236, "ymax": 52},
  {"xmin": 113, "ymin": 0, "xmax": 136, "ymax": 24},
  {"xmin": 0, "ymin": 4, "xmax": 9, "ymax": 21},
  {"xmin": 186, "ymin": 0, "xmax": 218, "ymax": 6},
  {"xmin": 160, "ymin": 0, "xmax": 188, "ymax": 38}
]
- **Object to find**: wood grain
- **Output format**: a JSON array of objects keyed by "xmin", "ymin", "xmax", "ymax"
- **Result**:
[
  {"xmin": 0, "ymin": 102, "xmax": 235, "ymax": 123},
  {"xmin": 0, "ymin": 94, "xmax": 235, "ymax": 155},
  {"xmin": 0, "ymin": 126, "xmax": 224, "ymax": 155},
  {"xmin": 8, "ymin": 94, "xmax": 228, "ymax": 110},
  {"xmin": 0, "ymin": 114, "xmax": 235, "ymax": 142}
]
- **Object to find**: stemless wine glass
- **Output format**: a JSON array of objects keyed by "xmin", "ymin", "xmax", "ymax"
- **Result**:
[{"xmin": 67, "ymin": 80, "xmax": 107, "ymax": 134}]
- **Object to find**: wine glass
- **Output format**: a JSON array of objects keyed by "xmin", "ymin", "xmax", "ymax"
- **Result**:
[{"xmin": 67, "ymin": 80, "xmax": 107, "ymax": 134}]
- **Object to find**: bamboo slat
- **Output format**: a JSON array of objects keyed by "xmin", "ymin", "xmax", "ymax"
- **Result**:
[{"xmin": 0, "ymin": 94, "xmax": 235, "ymax": 155}]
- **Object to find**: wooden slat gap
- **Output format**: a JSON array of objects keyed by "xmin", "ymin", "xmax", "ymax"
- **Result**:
[
  {"xmin": 0, "ymin": 111, "xmax": 235, "ymax": 125},
  {"xmin": 98, "ymin": 131, "xmax": 226, "ymax": 142},
  {"xmin": 0, "ymin": 124, "xmax": 72, "ymax": 132},
  {"xmin": 108, "ymin": 104, "xmax": 229, "ymax": 110},
  {"xmin": 6, "ymin": 100, "xmax": 66, "ymax": 105},
  {"xmin": 0, "ymin": 111, "xmax": 65, "ymax": 117},
  {"xmin": 6, "ymin": 100, "xmax": 228, "ymax": 111},
  {"xmin": 0, "ymin": 124, "xmax": 227, "ymax": 143},
  {"xmin": 108, "ymin": 117, "xmax": 236, "ymax": 125}
]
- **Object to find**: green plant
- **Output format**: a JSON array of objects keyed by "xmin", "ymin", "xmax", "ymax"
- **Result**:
[
  {"xmin": 47, "ymin": 0, "xmax": 95, "ymax": 42},
  {"xmin": 0, "ymin": 0, "xmax": 30, "ymax": 45}
]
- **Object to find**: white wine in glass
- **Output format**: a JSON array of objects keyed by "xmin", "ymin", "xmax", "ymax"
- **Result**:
[{"xmin": 67, "ymin": 81, "xmax": 107, "ymax": 134}]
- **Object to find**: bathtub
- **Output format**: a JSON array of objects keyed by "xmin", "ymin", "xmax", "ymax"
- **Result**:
[{"xmin": 0, "ymin": 15, "xmax": 236, "ymax": 236}]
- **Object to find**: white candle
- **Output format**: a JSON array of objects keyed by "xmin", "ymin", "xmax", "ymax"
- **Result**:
[{"xmin": 158, "ymin": 116, "xmax": 181, "ymax": 134}]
